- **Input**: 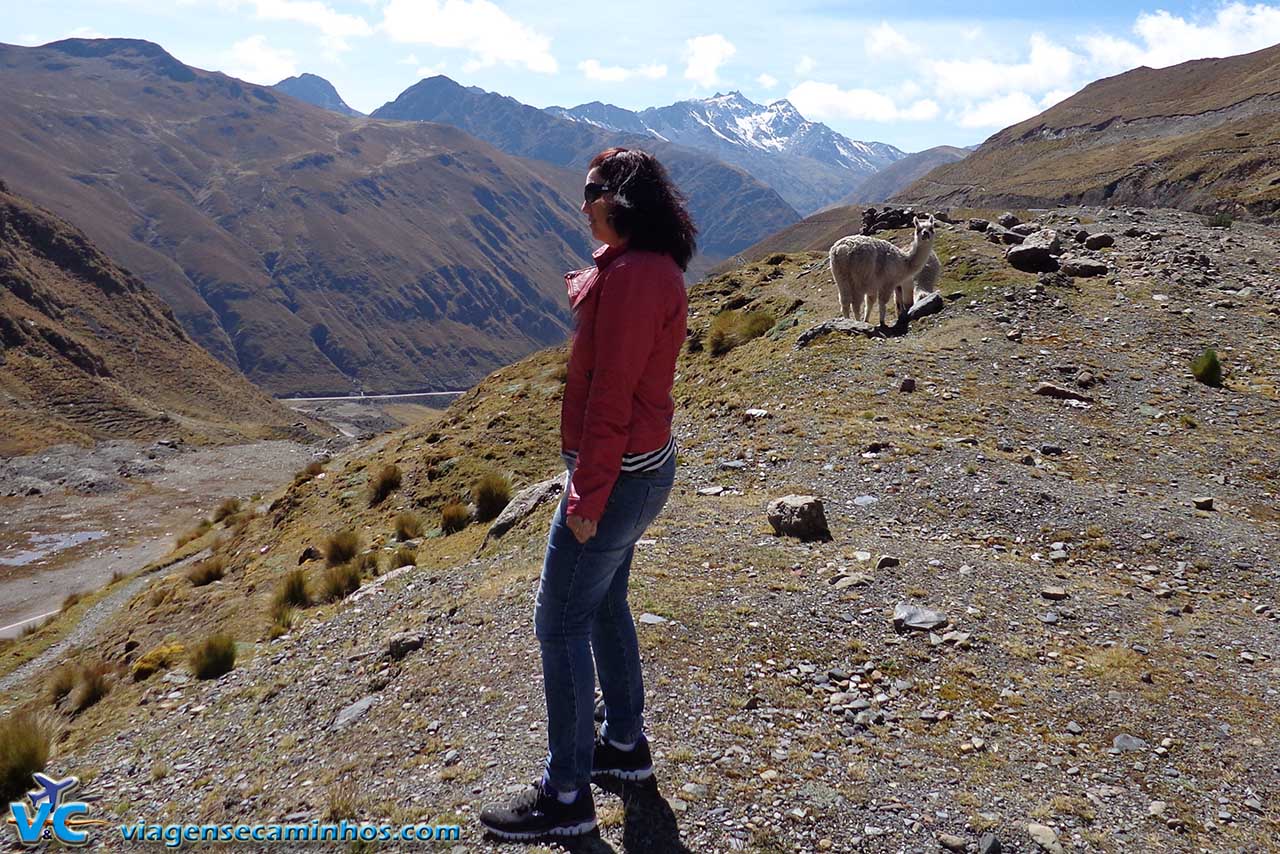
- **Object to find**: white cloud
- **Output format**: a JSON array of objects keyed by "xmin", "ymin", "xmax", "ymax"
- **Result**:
[
  {"xmin": 683, "ymin": 34, "xmax": 735, "ymax": 87},
  {"xmin": 787, "ymin": 81, "xmax": 938, "ymax": 122},
  {"xmin": 956, "ymin": 91, "xmax": 1041, "ymax": 128},
  {"xmin": 416, "ymin": 63, "xmax": 446, "ymax": 78},
  {"xmin": 68, "ymin": 26, "xmax": 108, "ymax": 39},
  {"xmin": 382, "ymin": 0, "xmax": 557, "ymax": 73},
  {"xmin": 225, "ymin": 34, "xmax": 298, "ymax": 84},
  {"xmin": 578, "ymin": 59, "xmax": 666, "ymax": 82},
  {"xmin": 757, "ymin": 72, "xmax": 778, "ymax": 90},
  {"xmin": 239, "ymin": 0, "xmax": 372, "ymax": 51},
  {"xmin": 794, "ymin": 55, "xmax": 815, "ymax": 75},
  {"xmin": 866, "ymin": 22, "xmax": 916, "ymax": 59},
  {"xmin": 1082, "ymin": 2, "xmax": 1280, "ymax": 72},
  {"xmin": 928, "ymin": 33, "xmax": 1078, "ymax": 100}
]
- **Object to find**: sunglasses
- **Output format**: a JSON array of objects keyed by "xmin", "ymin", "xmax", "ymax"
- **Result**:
[{"xmin": 583, "ymin": 182, "xmax": 611, "ymax": 203}]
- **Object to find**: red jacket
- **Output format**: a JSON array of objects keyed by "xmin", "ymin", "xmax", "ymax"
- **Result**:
[{"xmin": 561, "ymin": 243, "xmax": 688, "ymax": 521}]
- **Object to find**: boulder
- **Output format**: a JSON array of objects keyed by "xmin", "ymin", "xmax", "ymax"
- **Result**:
[
  {"xmin": 484, "ymin": 473, "xmax": 567, "ymax": 542},
  {"xmin": 767, "ymin": 495, "xmax": 833, "ymax": 542},
  {"xmin": 892, "ymin": 603, "xmax": 949, "ymax": 632},
  {"xmin": 387, "ymin": 631, "xmax": 425, "ymax": 660},
  {"xmin": 1059, "ymin": 256, "xmax": 1108, "ymax": 278},
  {"xmin": 907, "ymin": 291, "xmax": 945, "ymax": 320},
  {"xmin": 1006, "ymin": 230, "xmax": 1062, "ymax": 273},
  {"xmin": 1010, "ymin": 223, "xmax": 1041, "ymax": 236},
  {"xmin": 795, "ymin": 318, "xmax": 883, "ymax": 348},
  {"xmin": 1084, "ymin": 232, "xmax": 1115, "ymax": 250},
  {"xmin": 996, "ymin": 211, "xmax": 1020, "ymax": 228},
  {"xmin": 967, "ymin": 218, "xmax": 989, "ymax": 232}
]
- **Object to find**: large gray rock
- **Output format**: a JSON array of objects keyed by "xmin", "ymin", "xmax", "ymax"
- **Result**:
[
  {"xmin": 333, "ymin": 695, "xmax": 377, "ymax": 730},
  {"xmin": 767, "ymin": 495, "xmax": 832, "ymax": 542},
  {"xmin": 1084, "ymin": 232, "xmax": 1115, "ymax": 250},
  {"xmin": 1059, "ymin": 256, "xmax": 1108, "ymax": 278},
  {"xmin": 1006, "ymin": 230, "xmax": 1062, "ymax": 273},
  {"xmin": 967, "ymin": 218, "xmax": 989, "ymax": 232},
  {"xmin": 795, "ymin": 318, "xmax": 882, "ymax": 348},
  {"xmin": 908, "ymin": 291, "xmax": 945, "ymax": 320},
  {"xmin": 996, "ymin": 211, "xmax": 1020, "ymax": 228},
  {"xmin": 484, "ymin": 473, "xmax": 567, "ymax": 542}
]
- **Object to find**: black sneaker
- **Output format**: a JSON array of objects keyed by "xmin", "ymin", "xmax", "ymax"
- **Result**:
[
  {"xmin": 591, "ymin": 733, "xmax": 654, "ymax": 782},
  {"xmin": 479, "ymin": 780, "xmax": 596, "ymax": 840}
]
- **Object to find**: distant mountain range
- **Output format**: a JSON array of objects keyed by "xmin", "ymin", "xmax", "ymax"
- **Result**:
[
  {"xmin": 547, "ymin": 92, "xmax": 906, "ymax": 214},
  {"xmin": 899, "ymin": 43, "xmax": 1280, "ymax": 218},
  {"xmin": 274, "ymin": 73, "xmax": 362, "ymax": 117},
  {"xmin": 0, "ymin": 39, "xmax": 594, "ymax": 396},
  {"xmin": 837, "ymin": 145, "xmax": 970, "ymax": 206},
  {"xmin": 371, "ymin": 76, "xmax": 801, "ymax": 269},
  {"xmin": 0, "ymin": 185, "xmax": 323, "ymax": 454}
]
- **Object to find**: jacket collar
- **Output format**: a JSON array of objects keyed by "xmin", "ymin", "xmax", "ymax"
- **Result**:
[
  {"xmin": 566, "ymin": 243, "xmax": 628, "ymax": 310},
  {"xmin": 593, "ymin": 241, "xmax": 628, "ymax": 271}
]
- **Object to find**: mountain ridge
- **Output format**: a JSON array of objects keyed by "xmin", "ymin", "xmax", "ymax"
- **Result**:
[
  {"xmin": 547, "ymin": 90, "xmax": 906, "ymax": 214},
  {"xmin": 0, "ymin": 39, "xmax": 597, "ymax": 396},
  {"xmin": 897, "ymin": 43, "xmax": 1280, "ymax": 218},
  {"xmin": 371, "ymin": 75, "xmax": 802, "ymax": 268},
  {"xmin": 273, "ymin": 73, "xmax": 363, "ymax": 117}
]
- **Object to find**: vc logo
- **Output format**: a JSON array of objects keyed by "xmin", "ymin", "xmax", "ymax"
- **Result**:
[{"xmin": 6, "ymin": 773, "xmax": 104, "ymax": 846}]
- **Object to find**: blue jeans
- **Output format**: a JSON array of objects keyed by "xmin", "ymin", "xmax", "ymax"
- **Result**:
[{"xmin": 534, "ymin": 451, "xmax": 676, "ymax": 793}]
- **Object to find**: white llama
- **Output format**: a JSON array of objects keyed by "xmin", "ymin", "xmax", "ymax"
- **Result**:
[{"xmin": 829, "ymin": 215, "xmax": 937, "ymax": 326}]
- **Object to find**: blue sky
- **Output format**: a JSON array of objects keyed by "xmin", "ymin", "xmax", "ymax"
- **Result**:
[{"xmin": 5, "ymin": 0, "xmax": 1280, "ymax": 151}]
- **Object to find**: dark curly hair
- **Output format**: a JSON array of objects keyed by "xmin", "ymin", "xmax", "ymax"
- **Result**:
[{"xmin": 589, "ymin": 147, "xmax": 698, "ymax": 271}]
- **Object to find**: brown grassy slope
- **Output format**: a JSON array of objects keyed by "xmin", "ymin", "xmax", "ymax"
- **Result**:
[
  {"xmin": 837, "ymin": 145, "xmax": 970, "ymax": 206},
  {"xmin": 0, "ymin": 38, "xmax": 594, "ymax": 396},
  {"xmin": 8, "ymin": 219, "xmax": 1278, "ymax": 851},
  {"xmin": 0, "ymin": 187, "xmax": 328, "ymax": 455},
  {"xmin": 899, "ymin": 43, "xmax": 1280, "ymax": 218}
]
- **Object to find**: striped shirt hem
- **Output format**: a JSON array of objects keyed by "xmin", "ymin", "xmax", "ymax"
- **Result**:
[{"xmin": 563, "ymin": 434, "xmax": 677, "ymax": 473}]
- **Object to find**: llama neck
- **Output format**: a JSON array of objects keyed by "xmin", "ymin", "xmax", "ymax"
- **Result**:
[{"xmin": 905, "ymin": 235, "xmax": 933, "ymax": 275}]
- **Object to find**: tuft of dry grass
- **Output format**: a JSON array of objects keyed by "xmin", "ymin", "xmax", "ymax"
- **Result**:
[
  {"xmin": 708, "ymin": 309, "xmax": 775, "ymax": 356},
  {"xmin": 176, "ymin": 518, "xmax": 213, "ymax": 548},
  {"xmin": 356, "ymin": 551, "xmax": 380, "ymax": 577},
  {"xmin": 0, "ymin": 710, "xmax": 56, "ymax": 804},
  {"xmin": 213, "ymin": 498, "xmax": 242, "ymax": 523},
  {"xmin": 441, "ymin": 501, "xmax": 470, "ymax": 535},
  {"xmin": 61, "ymin": 591, "xmax": 83, "ymax": 612},
  {"xmin": 189, "ymin": 633, "xmax": 236, "ymax": 680},
  {"xmin": 327, "ymin": 778, "xmax": 360, "ymax": 821},
  {"xmin": 325, "ymin": 530, "xmax": 361, "ymax": 566},
  {"xmin": 392, "ymin": 546, "xmax": 417, "ymax": 569},
  {"xmin": 294, "ymin": 460, "xmax": 324, "ymax": 484},
  {"xmin": 187, "ymin": 556, "xmax": 227, "ymax": 587},
  {"xmin": 394, "ymin": 512, "xmax": 424, "ymax": 541},
  {"xmin": 46, "ymin": 664, "xmax": 77, "ymax": 705},
  {"xmin": 273, "ymin": 569, "xmax": 310, "ymax": 615},
  {"xmin": 321, "ymin": 563, "xmax": 361, "ymax": 602},
  {"xmin": 69, "ymin": 661, "xmax": 113, "ymax": 713},
  {"xmin": 367, "ymin": 464, "xmax": 402, "ymax": 507},
  {"xmin": 472, "ymin": 472, "xmax": 511, "ymax": 522}
]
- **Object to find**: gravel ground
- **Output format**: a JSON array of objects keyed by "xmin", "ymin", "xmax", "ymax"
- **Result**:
[{"xmin": 14, "ymin": 205, "xmax": 1280, "ymax": 854}]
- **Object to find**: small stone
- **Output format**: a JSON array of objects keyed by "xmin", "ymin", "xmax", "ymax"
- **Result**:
[
  {"xmin": 1026, "ymin": 822, "xmax": 1062, "ymax": 853},
  {"xmin": 638, "ymin": 613, "xmax": 668, "ymax": 625},
  {"xmin": 760, "ymin": 769, "xmax": 779, "ymax": 782},
  {"xmin": 1113, "ymin": 733, "xmax": 1148, "ymax": 752},
  {"xmin": 939, "ymin": 832, "xmax": 968, "ymax": 852},
  {"xmin": 1038, "ymin": 611, "xmax": 1060, "ymax": 625},
  {"xmin": 680, "ymin": 782, "xmax": 707, "ymax": 799},
  {"xmin": 1041, "ymin": 586, "xmax": 1068, "ymax": 601},
  {"xmin": 387, "ymin": 632, "xmax": 424, "ymax": 661},
  {"xmin": 333, "ymin": 696, "xmax": 377, "ymax": 730},
  {"xmin": 1066, "ymin": 721, "xmax": 1083, "ymax": 735},
  {"xmin": 892, "ymin": 603, "xmax": 949, "ymax": 632},
  {"xmin": 899, "ymin": 376, "xmax": 917, "ymax": 393},
  {"xmin": 697, "ymin": 486, "xmax": 725, "ymax": 496},
  {"xmin": 853, "ymin": 495, "xmax": 878, "ymax": 508},
  {"xmin": 1040, "ymin": 444, "xmax": 1063, "ymax": 456},
  {"xmin": 1192, "ymin": 496, "xmax": 1215, "ymax": 511},
  {"xmin": 1033, "ymin": 381, "xmax": 1093, "ymax": 403},
  {"xmin": 1148, "ymin": 801, "xmax": 1167, "ymax": 816},
  {"xmin": 978, "ymin": 834, "xmax": 1003, "ymax": 854},
  {"xmin": 443, "ymin": 749, "xmax": 460, "ymax": 765},
  {"xmin": 767, "ymin": 494, "xmax": 833, "ymax": 541},
  {"xmin": 876, "ymin": 555, "xmax": 900, "ymax": 570}
]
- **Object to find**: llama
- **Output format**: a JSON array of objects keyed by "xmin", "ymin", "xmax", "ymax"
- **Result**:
[{"xmin": 829, "ymin": 215, "xmax": 937, "ymax": 326}]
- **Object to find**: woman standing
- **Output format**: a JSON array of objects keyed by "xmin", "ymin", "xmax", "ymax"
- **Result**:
[{"xmin": 480, "ymin": 147, "xmax": 696, "ymax": 840}]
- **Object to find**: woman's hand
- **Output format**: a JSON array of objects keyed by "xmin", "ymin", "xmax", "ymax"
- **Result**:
[{"xmin": 566, "ymin": 514, "xmax": 597, "ymax": 544}]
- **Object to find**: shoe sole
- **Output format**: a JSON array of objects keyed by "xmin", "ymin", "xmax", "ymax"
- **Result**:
[
  {"xmin": 591, "ymin": 765, "xmax": 654, "ymax": 782},
  {"xmin": 480, "ymin": 819, "xmax": 598, "ymax": 840}
]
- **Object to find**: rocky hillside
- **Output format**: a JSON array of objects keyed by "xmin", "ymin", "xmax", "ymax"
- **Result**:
[
  {"xmin": 0, "ymin": 186, "xmax": 326, "ymax": 455},
  {"xmin": 840, "ymin": 145, "xmax": 970, "ymax": 205},
  {"xmin": 272, "ymin": 73, "xmax": 363, "ymax": 116},
  {"xmin": 0, "ymin": 38, "xmax": 594, "ymax": 396},
  {"xmin": 2, "ymin": 203, "xmax": 1277, "ymax": 851},
  {"xmin": 371, "ymin": 76, "xmax": 801, "ymax": 269},
  {"xmin": 549, "ymin": 92, "xmax": 905, "ymax": 214},
  {"xmin": 900, "ymin": 44, "xmax": 1280, "ymax": 220}
]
